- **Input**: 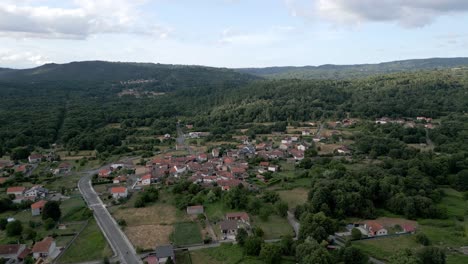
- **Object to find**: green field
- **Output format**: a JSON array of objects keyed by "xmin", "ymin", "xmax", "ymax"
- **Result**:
[
  {"xmin": 353, "ymin": 235, "xmax": 422, "ymax": 261},
  {"xmin": 58, "ymin": 219, "xmax": 112, "ymax": 263},
  {"xmin": 190, "ymin": 243, "xmax": 295, "ymax": 264},
  {"xmin": 173, "ymin": 222, "xmax": 203, "ymax": 246},
  {"xmin": 205, "ymin": 201, "xmax": 229, "ymax": 221},
  {"xmin": 253, "ymin": 215, "xmax": 294, "ymax": 240}
]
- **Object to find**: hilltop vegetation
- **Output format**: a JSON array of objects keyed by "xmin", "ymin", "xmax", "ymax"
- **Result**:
[
  {"xmin": 237, "ymin": 57, "xmax": 468, "ymax": 79},
  {"xmin": 0, "ymin": 62, "xmax": 467, "ymax": 158}
]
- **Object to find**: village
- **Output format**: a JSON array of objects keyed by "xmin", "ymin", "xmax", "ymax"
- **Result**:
[{"xmin": 0, "ymin": 116, "xmax": 458, "ymax": 264}]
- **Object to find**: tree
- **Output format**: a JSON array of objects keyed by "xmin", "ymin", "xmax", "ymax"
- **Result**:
[
  {"xmin": 416, "ymin": 246, "xmax": 446, "ymax": 264},
  {"xmin": 253, "ymin": 226, "xmax": 264, "ymax": 238},
  {"xmin": 299, "ymin": 212, "xmax": 335, "ymax": 241},
  {"xmin": 0, "ymin": 218, "xmax": 7, "ymax": 230},
  {"xmin": 166, "ymin": 257, "xmax": 174, "ymax": 264},
  {"xmin": 103, "ymin": 257, "xmax": 110, "ymax": 264},
  {"xmin": 236, "ymin": 228, "xmax": 248, "ymax": 246},
  {"xmin": 6, "ymin": 220, "xmax": 22, "ymax": 236},
  {"xmin": 296, "ymin": 240, "xmax": 332, "ymax": 264},
  {"xmin": 244, "ymin": 236, "xmax": 263, "ymax": 256},
  {"xmin": 415, "ymin": 232, "xmax": 431, "ymax": 246},
  {"xmin": 342, "ymin": 246, "xmax": 368, "ymax": 264},
  {"xmin": 44, "ymin": 218, "xmax": 56, "ymax": 230},
  {"xmin": 280, "ymin": 235, "xmax": 294, "ymax": 256},
  {"xmin": 389, "ymin": 250, "xmax": 418, "ymax": 264},
  {"xmin": 276, "ymin": 201, "xmax": 288, "ymax": 217},
  {"xmin": 42, "ymin": 201, "xmax": 61, "ymax": 221},
  {"xmin": 351, "ymin": 228, "xmax": 362, "ymax": 240},
  {"xmin": 260, "ymin": 243, "xmax": 282, "ymax": 264}
]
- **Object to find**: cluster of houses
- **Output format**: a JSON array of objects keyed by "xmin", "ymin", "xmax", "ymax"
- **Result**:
[
  {"xmin": 375, "ymin": 116, "xmax": 436, "ymax": 129},
  {"xmin": 0, "ymin": 236, "xmax": 58, "ymax": 263},
  {"xmin": 186, "ymin": 204, "xmax": 252, "ymax": 241},
  {"xmin": 6, "ymin": 185, "xmax": 49, "ymax": 204},
  {"xmin": 340, "ymin": 219, "xmax": 417, "ymax": 239}
]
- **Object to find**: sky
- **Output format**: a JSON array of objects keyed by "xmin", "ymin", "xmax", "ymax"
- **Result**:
[{"xmin": 1, "ymin": 0, "xmax": 468, "ymax": 68}]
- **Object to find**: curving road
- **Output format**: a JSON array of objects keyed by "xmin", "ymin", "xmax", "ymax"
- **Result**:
[{"xmin": 78, "ymin": 171, "xmax": 142, "ymax": 264}]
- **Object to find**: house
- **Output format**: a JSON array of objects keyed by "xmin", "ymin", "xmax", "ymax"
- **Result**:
[
  {"xmin": 164, "ymin": 133, "xmax": 171, "ymax": 139},
  {"xmin": 364, "ymin": 221, "xmax": 388, "ymax": 237},
  {"xmin": 141, "ymin": 174, "xmax": 152, "ymax": 185},
  {"xmin": 0, "ymin": 244, "xmax": 28, "ymax": 262},
  {"xmin": 268, "ymin": 165, "xmax": 279, "ymax": 172},
  {"xmin": 55, "ymin": 162, "xmax": 72, "ymax": 174},
  {"xmin": 32, "ymin": 237, "xmax": 56, "ymax": 260},
  {"xmin": 98, "ymin": 169, "xmax": 111, "ymax": 178},
  {"xmin": 113, "ymin": 175, "xmax": 127, "ymax": 184},
  {"xmin": 402, "ymin": 224, "xmax": 416, "ymax": 234},
  {"xmin": 336, "ymin": 146, "xmax": 351, "ymax": 155},
  {"xmin": 211, "ymin": 148, "xmax": 220, "ymax": 158},
  {"xmin": 197, "ymin": 153, "xmax": 208, "ymax": 162},
  {"xmin": 24, "ymin": 185, "xmax": 48, "ymax": 200},
  {"xmin": 31, "ymin": 200, "xmax": 47, "ymax": 216},
  {"xmin": 7, "ymin": 186, "xmax": 26, "ymax": 196},
  {"xmin": 289, "ymin": 149, "xmax": 304, "ymax": 161},
  {"xmin": 186, "ymin": 205, "xmax": 204, "ymax": 215},
  {"xmin": 220, "ymin": 219, "xmax": 239, "ymax": 239},
  {"xmin": 28, "ymin": 154, "xmax": 42, "ymax": 163},
  {"xmin": 226, "ymin": 212, "xmax": 250, "ymax": 223},
  {"xmin": 155, "ymin": 245, "xmax": 175, "ymax": 264},
  {"xmin": 297, "ymin": 144, "xmax": 307, "ymax": 151},
  {"xmin": 302, "ymin": 129, "xmax": 311, "ymax": 136},
  {"xmin": 110, "ymin": 187, "xmax": 128, "ymax": 199}
]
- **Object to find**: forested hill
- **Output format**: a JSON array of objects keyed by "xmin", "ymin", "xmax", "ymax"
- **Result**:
[
  {"xmin": 236, "ymin": 57, "xmax": 468, "ymax": 80},
  {"xmin": 0, "ymin": 61, "xmax": 259, "ymax": 91}
]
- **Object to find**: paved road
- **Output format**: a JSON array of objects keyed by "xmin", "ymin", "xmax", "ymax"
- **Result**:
[{"xmin": 78, "ymin": 171, "xmax": 142, "ymax": 264}]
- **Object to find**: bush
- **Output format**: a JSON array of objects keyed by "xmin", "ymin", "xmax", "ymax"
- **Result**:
[
  {"xmin": 6, "ymin": 220, "xmax": 22, "ymax": 236},
  {"xmin": 415, "ymin": 232, "xmax": 431, "ymax": 246},
  {"xmin": 44, "ymin": 218, "xmax": 56, "ymax": 230}
]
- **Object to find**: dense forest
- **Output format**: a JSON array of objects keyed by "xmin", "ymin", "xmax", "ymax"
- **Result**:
[
  {"xmin": 237, "ymin": 57, "xmax": 468, "ymax": 79},
  {"xmin": 0, "ymin": 62, "xmax": 467, "ymax": 158}
]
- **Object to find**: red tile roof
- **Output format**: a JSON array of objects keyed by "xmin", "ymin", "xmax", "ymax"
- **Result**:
[
  {"xmin": 7, "ymin": 186, "xmax": 26, "ymax": 193},
  {"xmin": 226, "ymin": 212, "xmax": 250, "ymax": 222},
  {"xmin": 142, "ymin": 174, "xmax": 151, "ymax": 180},
  {"xmin": 32, "ymin": 237, "xmax": 53, "ymax": 253},
  {"xmin": 31, "ymin": 200, "xmax": 47, "ymax": 210},
  {"xmin": 0, "ymin": 244, "xmax": 22, "ymax": 255},
  {"xmin": 111, "ymin": 187, "xmax": 127, "ymax": 194}
]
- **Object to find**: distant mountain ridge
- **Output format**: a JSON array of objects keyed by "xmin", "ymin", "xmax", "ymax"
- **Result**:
[
  {"xmin": 0, "ymin": 60, "xmax": 257, "ymax": 82},
  {"xmin": 236, "ymin": 57, "xmax": 468, "ymax": 79}
]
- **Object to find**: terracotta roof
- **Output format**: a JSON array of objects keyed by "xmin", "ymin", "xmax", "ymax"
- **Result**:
[
  {"xmin": 365, "ymin": 221, "xmax": 384, "ymax": 232},
  {"xmin": 220, "ymin": 220, "xmax": 238, "ymax": 230},
  {"xmin": 32, "ymin": 237, "xmax": 53, "ymax": 253},
  {"xmin": 31, "ymin": 200, "xmax": 47, "ymax": 210},
  {"xmin": 142, "ymin": 174, "xmax": 151, "ymax": 180},
  {"xmin": 187, "ymin": 205, "xmax": 204, "ymax": 210},
  {"xmin": 111, "ymin": 187, "xmax": 127, "ymax": 194},
  {"xmin": 29, "ymin": 154, "xmax": 43, "ymax": 159},
  {"xmin": 226, "ymin": 212, "xmax": 250, "ymax": 221},
  {"xmin": 0, "ymin": 244, "xmax": 22, "ymax": 255},
  {"xmin": 7, "ymin": 186, "xmax": 26, "ymax": 193},
  {"xmin": 0, "ymin": 177, "xmax": 8, "ymax": 184}
]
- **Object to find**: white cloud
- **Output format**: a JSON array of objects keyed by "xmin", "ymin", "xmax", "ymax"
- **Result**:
[
  {"xmin": 0, "ymin": 50, "xmax": 51, "ymax": 66},
  {"xmin": 218, "ymin": 26, "xmax": 296, "ymax": 46},
  {"xmin": 0, "ymin": 0, "xmax": 170, "ymax": 39},
  {"xmin": 286, "ymin": 0, "xmax": 468, "ymax": 28}
]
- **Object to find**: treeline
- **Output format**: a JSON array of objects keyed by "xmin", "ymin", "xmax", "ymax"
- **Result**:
[{"xmin": 1, "ymin": 69, "xmax": 468, "ymax": 158}]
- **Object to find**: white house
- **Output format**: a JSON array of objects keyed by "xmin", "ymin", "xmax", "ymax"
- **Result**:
[
  {"xmin": 111, "ymin": 187, "xmax": 128, "ymax": 199},
  {"xmin": 28, "ymin": 154, "xmax": 42, "ymax": 163},
  {"xmin": 141, "ymin": 174, "xmax": 152, "ymax": 185}
]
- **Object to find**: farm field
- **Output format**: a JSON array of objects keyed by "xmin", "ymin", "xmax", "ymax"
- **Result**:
[
  {"xmin": 112, "ymin": 202, "xmax": 179, "ymax": 249},
  {"xmin": 173, "ymin": 222, "xmax": 203, "ymax": 246},
  {"xmin": 58, "ymin": 219, "xmax": 112, "ymax": 263},
  {"xmin": 276, "ymin": 187, "xmax": 308, "ymax": 210},
  {"xmin": 253, "ymin": 215, "xmax": 294, "ymax": 240}
]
